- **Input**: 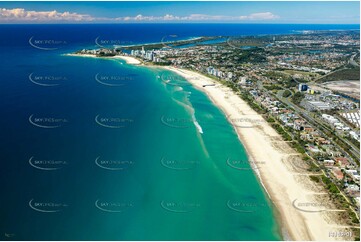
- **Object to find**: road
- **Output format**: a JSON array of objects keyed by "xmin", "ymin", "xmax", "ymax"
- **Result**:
[
  {"xmin": 276, "ymin": 90, "xmax": 360, "ymax": 161},
  {"xmin": 253, "ymin": 78, "xmax": 360, "ymax": 221}
]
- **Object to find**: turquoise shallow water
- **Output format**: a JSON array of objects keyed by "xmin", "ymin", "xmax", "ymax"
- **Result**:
[
  {"xmin": 77, "ymin": 59, "xmax": 283, "ymax": 240},
  {"xmin": 0, "ymin": 53, "xmax": 281, "ymax": 240}
]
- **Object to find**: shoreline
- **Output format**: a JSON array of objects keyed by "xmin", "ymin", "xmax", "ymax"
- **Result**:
[
  {"xmin": 64, "ymin": 53, "xmax": 142, "ymax": 65},
  {"xmin": 161, "ymin": 66, "xmax": 339, "ymax": 241},
  {"xmin": 163, "ymin": 67, "xmax": 297, "ymax": 240},
  {"xmin": 65, "ymin": 53, "xmax": 346, "ymax": 241}
]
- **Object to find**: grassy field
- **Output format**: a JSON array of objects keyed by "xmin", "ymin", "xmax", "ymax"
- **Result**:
[
  {"xmin": 319, "ymin": 66, "xmax": 360, "ymax": 82},
  {"xmin": 282, "ymin": 69, "xmax": 320, "ymax": 78}
]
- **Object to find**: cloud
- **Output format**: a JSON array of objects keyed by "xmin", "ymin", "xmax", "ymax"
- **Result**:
[
  {"xmin": 115, "ymin": 14, "xmax": 181, "ymax": 21},
  {"xmin": 0, "ymin": 8, "xmax": 280, "ymax": 23},
  {"xmin": 0, "ymin": 8, "xmax": 94, "ymax": 22},
  {"xmin": 119, "ymin": 12, "xmax": 280, "ymax": 22},
  {"xmin": 182, "ymin": 14, "xmax": 230, "ymax": 21},
  {"xmin": 241, "ymin": 12, "xmax": 280, "ymax": 20}
]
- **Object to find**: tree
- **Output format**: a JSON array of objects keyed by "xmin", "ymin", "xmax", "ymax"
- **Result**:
[{"xmin": 282, "ymin": 90, "xmax": 292, "ymax": 98}]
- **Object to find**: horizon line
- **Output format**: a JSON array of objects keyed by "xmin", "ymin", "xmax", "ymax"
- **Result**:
[{"xmin": 0, "ymin": 22, "xmax": 360, "ymax": 25}]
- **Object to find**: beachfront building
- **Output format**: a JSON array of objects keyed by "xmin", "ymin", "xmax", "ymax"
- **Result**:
[
  {"xmin": 346, "ymin": 184, "xmax": 360, "ymax": 197},
  {"xmin": 332, "ymin": 167, "xmax": 344, "ymax": 180},
  {"xmin": 346, "ymin": 170, "xmax": 360, "ymax": 181},
  {"xmin": 323, "ymin": 159, "xmax": 335, "ymax": 168}
]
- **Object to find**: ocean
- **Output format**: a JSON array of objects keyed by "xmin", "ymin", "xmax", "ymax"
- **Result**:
[{"xmin": 0, "ymin": 24, "xmax": 358, "ymax": 240}]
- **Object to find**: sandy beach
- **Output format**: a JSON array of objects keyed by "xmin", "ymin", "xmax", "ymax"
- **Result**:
[
  {"xmin": 65, "ymin": 54, "xmax": 141, "ymax": 65},
  {"xmin": 113, "ymin": 55, "xmax": 141, "ymax": 64},
  {"xmin": 162, "ymin": 66, "xmax": 349, "ymax": 241}
]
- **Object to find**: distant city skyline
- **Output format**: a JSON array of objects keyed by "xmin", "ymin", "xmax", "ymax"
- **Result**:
[{"xmin": 0, "ymin": 1, "xmax": 359, "ymax": 24}]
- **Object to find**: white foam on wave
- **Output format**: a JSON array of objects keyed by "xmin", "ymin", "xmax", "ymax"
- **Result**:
[
  {"xmin": 192, "ymin": 113, "xmax": 203, "ymax": 134},
  {"xmin": 174, "ymin": 86, "xmax": 183, "ymax": 92}
]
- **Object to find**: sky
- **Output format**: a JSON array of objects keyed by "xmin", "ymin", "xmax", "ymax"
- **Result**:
[{"xmin": 0, "ymin": 1, "xmax": 359, "ymax": 24}]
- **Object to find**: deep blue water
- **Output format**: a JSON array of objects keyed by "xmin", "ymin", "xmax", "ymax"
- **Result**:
[{"xmin": 1, "ymin": 23, "xmax": 359, "ymax": 48}]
